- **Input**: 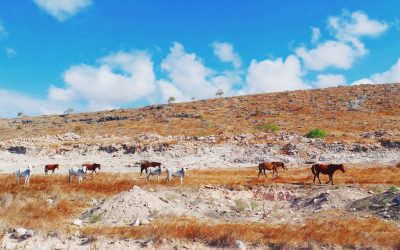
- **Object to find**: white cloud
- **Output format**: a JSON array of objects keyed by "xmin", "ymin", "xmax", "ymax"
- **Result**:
[
  {"xmin": 328, "ymin": 10, "xmax": 388, "ymax": 41},
  {"xmin": 212, "ymin": 41, "xmax": 242, "ymax": 68},
  {"xmin": 296, "ymin": 40, "xmax": 362, "ymax": 70},
  {"xmin": 159, "ymin": 42, "xmax": 239, "ymax": 102},
  {"xmin": 48, "ymin": 85, "xmax": 75, "ymax": 102},
  {"xmin": 314, "ymin": 74, "xmax": 346, "ymax": 88},
  {"xmin": 5, "ymin": 47, "xmax": 16, "ymax": 58},
  {"xmin": 0, "ymin": 89, "xmax": 70, "ymax": 118},
  {"xmin": 352, "ymin": 59, "xmax": 400, "ymax": 85},
  {"xmin": 33, "ymin": 0, "xmax": 92, "ymax": 21},
  {"xmin": 245, "ymin": 55, "xmax": 310, "ymax": 93},
  {"xmin": 351, "ymin": 78, "xmax": 374, "ymax": 86},
  {"xmin": 311, "ymin": 27, "xmax": 321, "ymax": 43},
  {"xmin": 297, "ymin": 10, "xmax": 387, "ymax": 71},
  {"xmin": 370, "ymin": 59, "xmax": 400, "ymax": 83},
  {"xmin": 59, "ymin": 50, "xmax": 156, "ymax": 110}
]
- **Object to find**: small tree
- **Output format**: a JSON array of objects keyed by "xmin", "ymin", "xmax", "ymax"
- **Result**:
[
  {"xmin": 17, "ymin": 111, "xmax": 24, "ymax": 117},
  {"xmin": 216, "ymin": 88, "xmax": 224, "ymax": 98},
  {"xmin": 168, "ymin": 96, "xmax": 176, "ymax": 105},
  {"xmin": 63, "ymin": 108, "xmax": 74, "ymax": 115}
]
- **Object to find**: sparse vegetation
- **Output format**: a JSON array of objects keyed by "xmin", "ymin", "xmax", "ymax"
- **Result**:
[
  {"xmin": 63, "ymin": 108, "xmax": 74, "ymax": 115},
  {"xmin": 168, "ymin": 96, "xmax": 176, "ymax": 105},
  {"xmin": 216, "ymin": 88, "xmax": 224, "ymax": 98},
  {"xmin": 256, "ymin": 123, "xmax": 280, "ymax": 132},
  {"xmin": 388, "ymin": 186, "xmax": 398, "ymax": 193},
  {"xmin": 306, "ymin": 128, "xmax": 327, "ymax": 138},
  {"xmin": 83, "ymin": 216, "xmax": 400, "ymax": 248},
  {"xmin": 16, "ymin": 125, "xmax": 22, "ymax": 130},
  {"xmin": 90, "ymin": 213, "xmax": 103, "ymax": 223},
  {"xmin": 73, "ymin": 124, "xmax": 84, "ymax": 135}
]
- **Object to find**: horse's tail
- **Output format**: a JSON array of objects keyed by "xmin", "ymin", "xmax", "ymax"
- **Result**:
[{"xmin": 311, "ymin": 164, "xmax": 317, "ymax": 175}]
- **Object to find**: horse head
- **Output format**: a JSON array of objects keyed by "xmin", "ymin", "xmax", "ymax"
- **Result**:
[{"xmin": 339, "ymin": 164, "xmax": 345, "ymax": 173}]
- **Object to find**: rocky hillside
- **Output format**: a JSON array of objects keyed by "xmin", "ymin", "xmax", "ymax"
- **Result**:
[{"xmin": 0, "ymin": 84, "xmax": 399, "ymax": 143}]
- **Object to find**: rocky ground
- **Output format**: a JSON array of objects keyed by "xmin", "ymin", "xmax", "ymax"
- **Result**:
[{"xmin": 0, "ymin": 130, "xmax": 399, "ymax": 175}]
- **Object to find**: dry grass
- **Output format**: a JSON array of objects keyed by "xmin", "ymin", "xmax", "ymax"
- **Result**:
[
  {"xmin": 83, "ymin": 215, "xmax": 400, "ymax": 248},
  {"xmin": 0, "ymin": 165, "xmax": 398, "ymax": 233},
  {"xmin": 0, "ymin": 84, "xmax": 399, "ymax": 142},
  {"xmin": 0, "ymin": 174, "xmax": 135, "ymax": 232}
]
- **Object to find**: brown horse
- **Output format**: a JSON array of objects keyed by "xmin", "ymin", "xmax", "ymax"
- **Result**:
[
  {"xmin": 258, "ymin": 161, "xmax": 287, "ymax": 178},
  {"xmin": 82, "ymin": 163, "xmax": 101, "ymax": 174},
  {"xmin": 45, "ymin": 164, "xmax": 59, "ymax": 175},
  {"xmin": 311, "ymin": 163, "xmax": 345, "ymax": 185},
  {"xmin": 137, "ymin": 161, "xmax": 162, "ymax": 175}
]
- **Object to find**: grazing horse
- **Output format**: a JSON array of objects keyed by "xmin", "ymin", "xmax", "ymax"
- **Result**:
[
  {"xmin": 69, "ymin": 166, "xmax": 87, "ymax": 184},
  {"xmin": 166, "ymin": 167, "xmax": 186, "ymax": 184},
  {"xmin": 311, "ymin": 163, "xmax": 345, "ymax": 185},
  {"xmin": 82, "ymin": 163, "xmax": 101, "ymax": 174},
  {"xmin": 136, "ymin": 161, "xmax": 162, "ymax": 175},
  {"xmin": 44, "ymin": 164, "xmax": 59, "ymax": 175},
  {"xmin": 258, "ymin": 161, "xmax": 287, "ymax": 178},
  {"xmin": 16, "ymin": 166, "xmax": 34, "ymax": 186},
  {"xmin": 146, "ymin": 166, "xmax": 162, "ymax": 182}
]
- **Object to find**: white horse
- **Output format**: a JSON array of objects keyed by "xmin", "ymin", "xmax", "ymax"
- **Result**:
[
  {"xmin": 16, "ymin": 166, "xmax": 34, "ymax": 186},
  {"xmin": 68, "ymin": 166, "xmax": 87, "ymax": 184},
  {"xmin": 166, "ymin": 167, "xmax": 187, "ymax": 184},
  {"xmin": 146, "ymin": 166, "xmax": 162, "ymax": 182}
]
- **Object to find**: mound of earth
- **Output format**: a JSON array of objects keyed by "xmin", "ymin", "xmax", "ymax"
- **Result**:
[
  {"xmin": 291, "ymin": 187, "xmax": 369, "ymax": 211},
  {"xmin": 350, "ymin": 189, "xmax": 400, "ymax": 220}
]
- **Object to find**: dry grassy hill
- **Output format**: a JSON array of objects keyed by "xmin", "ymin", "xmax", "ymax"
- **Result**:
[{"xmin": 1, "ymin": 83, "xmax": 399, "ymax": 143}]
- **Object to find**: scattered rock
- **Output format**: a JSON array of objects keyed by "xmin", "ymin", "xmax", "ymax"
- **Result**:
[
  {"xmin": 72, "ymin": 219, "xmax": 83, "ymax": 227},
  {"xmin": 140, "ymin": 219, "xmax": 150, "ymax": 225},
  {"xmin": 235, "ymin": 240, "xmax": 246, "ymax": 250},
  {"xmin": 131, "ymin": 218, "xmax": 140, "ymax": 227},
  {"xmin": 12, "ymin": 227, "xmax": 34, "ymax": 240}
]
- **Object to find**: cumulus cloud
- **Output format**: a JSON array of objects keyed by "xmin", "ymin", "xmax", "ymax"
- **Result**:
[
  {"xmin": 33, "ymin": 0, "xmax": 92, "ymax": 21},
  {"xmin": 314, "ymin": 74, "xmax": 346, "ymax": 88},
  {"xmin": 0, "ymin": 89, "xmax": 69, "ymax": 118},
  {"xmin": 159, "ymin": 42, "xmax": 239, "ymax": 102},
  {"xmin": 370, "ymin": 59, "xmax": 400, "ymax": 83},
  {"xmin": 328, "ymin": 10, "xmax": 388, "ymax": 40},
  {"xmin": 296, "ymin": 40, "xmax": 362, "ymax": 70},
  {"xmin": 211, "ymin": 41, "xmax": 242, "ymax": 68},
  {"xmin": 58, "ymin": 51, "xmax": 156, "ymax": 110},
  {"xmin": 297, "ymin": 10, "xmax": 387, "ymax": 71},
  {"xmin": 48, "ymin": 85, "xmax": 75, "ymax": 102},
  {"xmin": 352, "ymin": 59, "xmax": 400, "ymax": 85},
  {"xmin": 245, "ymin": 55, "xmax": 310, "ymax": 93}
]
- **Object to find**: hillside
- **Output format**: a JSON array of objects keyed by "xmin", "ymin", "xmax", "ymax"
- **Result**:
[{"xmin": 1, "ymin": 83, "xmax": 399, "ymax": 143}]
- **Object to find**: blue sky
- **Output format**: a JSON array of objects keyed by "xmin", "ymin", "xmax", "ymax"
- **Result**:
[{"xmin": 0, "ymin": 1, "xmax": 399, "ymax": 117}]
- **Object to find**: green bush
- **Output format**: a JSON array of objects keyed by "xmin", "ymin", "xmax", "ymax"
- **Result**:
[
  {"xmin": 90, "ymin": 213, "xmax": 102, "ymax": 223},
  {"xmin": 388, "ymin": 186, "xmax": 398, "ymax": 193},
  {"xmin": 306, "ymin": 128, "xmax": 327, "ymax": 138},
  {"xmin": 256, "ymin": 123, "xmax": 280, "ymax": 133}
]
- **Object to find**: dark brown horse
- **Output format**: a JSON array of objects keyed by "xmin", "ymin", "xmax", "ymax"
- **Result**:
[
  {"xmin": 311, "ymin": 163, "xmax": 345, "ymax": 185},
  {"xmin": 258, "ymin": 161, "xmax": 287, "ymax": 177},
  {"xmin": 137, "ymin": 161, "xmax": 162, "ymax": 175},
  {"xmin": 82, "ymin": 163, "xmax": 101, "ymax": 174},
  {"xmin": 44, "ymin": 164, "xmax": 59, "ymax": 175}
]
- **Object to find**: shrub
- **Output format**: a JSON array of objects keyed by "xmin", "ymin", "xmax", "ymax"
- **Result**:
[
  {"xmin": 306, "ymin": 128, "xmax": 327, "ymax": 138},
  {"xmin": 16, "ymin": 125, "xmax": 22, "ymax": 130},
  {"xmin": 388, "ymin": 186, "xmax": 398, "ymax": 193},
  {"xmin": 256, "ymin": 123, "xmax": 280, "ymax": 133},
  {"xmin": 90, "ymin": 213, "xmax": 103, "ymax": 223}
]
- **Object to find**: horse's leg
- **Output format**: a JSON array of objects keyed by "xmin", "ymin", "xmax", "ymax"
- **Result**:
[
  {"xmin": 264, "ymin": 169, "xmax": 267, "ymax": 177},
  {"xmin": 326, "ymin": 174, "xmax": 332, "ymax": 184},
  {"xmin": 313, "ymin": 173, "xmax": 316, "ymax": 184},
  {"xmin": 317, "ymin": 173, "xmax": 321, "ymax": 184},
  {"xmin": 180, "ymin": 176, "xmax": 183, "ymax": 185}
]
